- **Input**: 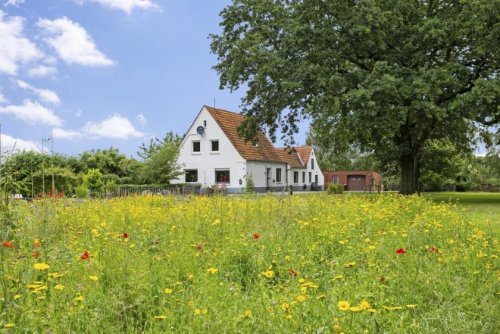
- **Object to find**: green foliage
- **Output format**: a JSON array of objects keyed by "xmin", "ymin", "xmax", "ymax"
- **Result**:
[
  {"xmin": 326, "ymin": 183, "xmax": 344, "ymax": 194},
  {"xmin": 245, "ymin": 174, "xmax": 255, "ymax": 193},
  {"xmin": 75, "ymin": 184, "xmax": 89, "ymax": 199},
  {"xmin": 211, "ymin": 0, "xmax": 499, "ymax": 194},
  {"xmin": 106, "ymin": 179, "xmax": 119, "ymax": 196},
  {"xmin": 79, "ymin": 148, "xmax": 130, "ymax": 177},
  {"xmin": 83, "ymin": 169, "xmax": 105, "ymax": 196},
  {"xmin": 139, "ymin": 132, "xmax": 183, "ymax": 184}
]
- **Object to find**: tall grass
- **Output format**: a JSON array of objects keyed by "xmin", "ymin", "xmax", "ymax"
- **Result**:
[{"xmin": 0, "ymin": 194, "xmax": 498, "ymax": 333}]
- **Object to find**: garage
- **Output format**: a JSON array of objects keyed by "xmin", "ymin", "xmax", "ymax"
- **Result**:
[{"xmin": 347, "ymin": 175, "xmax": 366, "ymax": 191}]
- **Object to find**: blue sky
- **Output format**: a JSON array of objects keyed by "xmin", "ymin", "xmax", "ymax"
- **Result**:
[{"xmin": 0, "ymin": 0, "xmax": 309, "ymax": 158}]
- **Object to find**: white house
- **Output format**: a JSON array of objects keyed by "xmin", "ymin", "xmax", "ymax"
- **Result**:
[{"xmin": 173, "ymin": 106, "xmax": 324, "ymax": 193}]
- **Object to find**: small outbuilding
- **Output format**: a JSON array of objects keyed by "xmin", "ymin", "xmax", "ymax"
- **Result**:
[{"xmin": 323, "ymin": 170, "xmax": 382, "ymax": 192}]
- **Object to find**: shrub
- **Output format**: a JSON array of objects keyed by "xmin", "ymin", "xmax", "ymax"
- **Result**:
[
  {"xmin": 75, "ymin": 184, "xmax": 89, "ymax": 198},
  {"xmin": 245, "ymin": 174, "xmax": 254, "ymax": 193},
  {"xmin": 327, "ymin": 183, "xmax": 344, "ymax": 194}
]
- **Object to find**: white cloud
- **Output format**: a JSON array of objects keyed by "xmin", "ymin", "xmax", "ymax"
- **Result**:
[
  {"xmin": 0, "ymin": 92, "xmax": 6, "ymax": 104},
  {"xmin": 16, "ymin": 80, "xmax": 61, "ymax": 105},
  {"xmin": 79, "ymin": 0, "xmax": 159, "ymax": 14},
  {"xmin": 1, "ymin": 134, "xmax": 39, "ymax": 153},
  {"xmin": 0, "ymin": 10, "xmax": 43, "ymax": 75},
  {"xmin": 0, "ymin": 99, "xmax": 63, "ymax": 126},
  {"xmin": 53, "ymin": 127, "xmax": 83, "ymax": 139},
  {"xmin": 27, "ymin": 65, "xmax": 58, "ymax": 78},
  {"xmin": 37, "ymin": 17, "xmax": 114, "ymax": 67},
  {"xmin": 136, "ymin": 113, "xmax": 147, "ymax": 127},
  {"xmin": 83, "ymin": 114, "xmax": 143, "ymax": 139},
  {"xmin": 4, "ymin": 0, "xmax": 25, "ymax": 7}
]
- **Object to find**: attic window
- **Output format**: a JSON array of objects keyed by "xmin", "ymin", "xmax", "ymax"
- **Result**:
[
  {"xmin": 204, "ymin": 120, "xmax": 207, "ymax": 127},
  {"xmin": 192, "ymin": 141, "xmax": 201, "ymax": 153},
  {"xmin": 211, "ymin": 140, "xmax": 219, "ymax": 152}
]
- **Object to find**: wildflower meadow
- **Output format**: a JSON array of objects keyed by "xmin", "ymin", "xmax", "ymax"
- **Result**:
[{"xmin": 0, "ymin": 194, "xmax": 498, "ymax": 333}]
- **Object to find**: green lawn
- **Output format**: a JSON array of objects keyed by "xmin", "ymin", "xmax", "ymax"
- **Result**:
[{"xmin": 426, "ymin": 192, "xmax": 500, "ymax": 236}]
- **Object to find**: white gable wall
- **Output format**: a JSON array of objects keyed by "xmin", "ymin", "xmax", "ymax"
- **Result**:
[
  {"xmin": 304, "ymin": 148, "xmax": 325, "ymax": 188},
  {"xmin": 173, "ymin": 107, "xmax": 247, "ymax": 189}
]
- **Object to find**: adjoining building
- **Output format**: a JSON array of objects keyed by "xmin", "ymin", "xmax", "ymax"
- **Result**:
[
  {"xmin": 173, "ymin": 106, "xmax": 324, "ymax": 193},
  {"xmin": 323, "ymin": 170, "xmax": 382, "ymax": 192}
]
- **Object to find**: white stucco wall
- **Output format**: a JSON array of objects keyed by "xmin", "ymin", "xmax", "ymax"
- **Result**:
[
  {"xmin": 246, "ymin": 161, "xmax": 288, "ymax": 190},
  {"xmin": 173, "ymin": 107, "xmax": 246, "ymax": 188},
  {"xmin": 304, "ymin": 149, "xmax": 325, "ymax": 188}
]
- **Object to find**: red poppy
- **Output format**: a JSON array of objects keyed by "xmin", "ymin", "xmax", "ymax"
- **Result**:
[
  {"xmin": 252, "ymin": 233, "xmax": 260, "ymax": 240},
  {"xmin": 2, "ymin": 241, "xmax": 14, "ymax": 249},
  {"xmin": 396, "ymin": 248, "xmax": 406, "ymax": 254},
  {"xmin": 430, "ymin": 247, "xmax": 438, "ymax": 253},
  {"xmin": 32, "ymin": 251, "xmax": 39, "ymax": 258},
  {"xmin": 123, "ymin": 233, "xmax": 129, "ymax": 239},
  {"xmin": 80, "ymin": 251, "xmax": 90, "ymax": 260}
]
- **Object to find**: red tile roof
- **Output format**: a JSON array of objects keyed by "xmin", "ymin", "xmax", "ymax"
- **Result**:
[
  {"xmin": 204, "ymin": 106, "xmax": 313, "ymax": 167},
  {"xmin": 205, "ymin": 106, "xmax": 284, "ymax": 163},
  {"xmin": 274, "ymin": 147, "xmax": 306, "ymax": 168},
  {"xmin": 294, "ymin": 146, "xmax": 313, "ymax": 165}
]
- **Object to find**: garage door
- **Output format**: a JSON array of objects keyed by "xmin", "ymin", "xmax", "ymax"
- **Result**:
[{"xmin": 347, "ymin": 175, "xmax": 366, "ymax": 191}]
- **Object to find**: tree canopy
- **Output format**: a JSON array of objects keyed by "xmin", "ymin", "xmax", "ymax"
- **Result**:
[{"xmin": 210, "ymin": 0, "xmax": 499, "ymax": 194}]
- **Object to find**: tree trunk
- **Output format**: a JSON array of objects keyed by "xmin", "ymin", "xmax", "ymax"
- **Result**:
[{"xmin": 400, "ymin": 152, "xmax": 420, "ymax": 195}]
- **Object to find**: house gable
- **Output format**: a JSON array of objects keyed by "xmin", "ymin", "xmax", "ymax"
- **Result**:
[{"xmin": 204, "ymin": 106, "xmax": 285, "ymax": 163}]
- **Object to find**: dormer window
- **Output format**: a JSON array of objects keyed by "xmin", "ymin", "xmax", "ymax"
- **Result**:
[{"xmin": 211, "ymin": 140, "xmax": 219, "ymax": 152}]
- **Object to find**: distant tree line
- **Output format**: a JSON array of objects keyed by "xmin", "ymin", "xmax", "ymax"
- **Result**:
[
  {"xmin": 0, "ymin": 131, "xmax": 182, "ymax": 198},
  {"xmin": 308, "ymin": 132, "xmax": 500, "ymax": 192}
]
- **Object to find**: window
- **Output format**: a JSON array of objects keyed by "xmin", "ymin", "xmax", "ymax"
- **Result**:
[
  {"xmin": 309, "ymin": 172, "xmax": 312, "ymax": 183},
  {"xmin": 185, "ymin": 169, "xmax": 198, "ymax": 182},
  {"xmin": 332, "ymin": 175, "xmax": 340, "ymax": 184},
  {"xmin": 192, "ymin": 141, "xmax": 200, "ymax": 153},
  {"xmin": 211, "ymin": 140, "xmax": 219, "ymax": 152},
  {"xmin": 311, "ymin": 159, "xmax": 315, "ymax": 169},
  {"xmin": 302, "ymin": 172, "xmax": 305, "ymax": 183},
  {"xmin": 215, "ymin": 170, "xmax": 230, "ymax": 183},
  {"xmin": 293, "ymin": 171, "xmax": 299, "ymax": 183},
  {"xmin": 276, "ymin": 168, "xmax": 282, "ymax": 183}
]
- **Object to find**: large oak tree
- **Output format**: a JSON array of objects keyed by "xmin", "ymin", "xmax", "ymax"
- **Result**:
[{"xmin": 210, "ymin": 0, "xmax": 499, "ymax": 194}]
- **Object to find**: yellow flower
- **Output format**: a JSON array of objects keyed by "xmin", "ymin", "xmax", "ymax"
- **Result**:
[
  {"xmin": 207, "ymin": 267, "xmax": 218, "ymax": 275},
  {"xmin": 382, "ymin": 305, "xmax": 403, "ymax": 311},
  {"xmin": 154, "ymin": 315, "xmax": 167, "ymax": 320},
  {"xmin": 349, "ymin": 306, "xmax": 362, "ymax": 312},
  {"xmin": 243, "ymin": 309, "xmax": 253, "ymax": 318},
  {"xmin": 194, "ymin": 308, "xmax": 208, "ymax": 316},
  {"xmin": 164, "ymin": 288, "xmax": 173, "ymax": 294},
  {"xmin": 333, "ymin": 275, "xmax": 344, "ymax": 280},
  {"xmin": 261, "ymin": 270, "xmax": 274, "ymax": 279},
  {"xmin": 54, "ymin": 284, "xmax": 65, "ymax": 290},
  {"xmin": 333, "ymin": 324, "xmax": 341, "ymax": 332},
  {"xmin": 89, "ymin": 275, "xmax": 99, "ymax": 281},
  {"xmin": 33, "ymin": 263, "xmax": 50, "ymax": 271},
  {"xmin": 74, "ymin": 295, "xmax": 85, "ymax": 302},
  {"xmin": 296, "ymin": 295, "xmax": 307, "ymax": 303},
  {"xmin": 358, "ymin": 300, "xmax": 370, "ymax": 310},
  {"xmin": 338, "ymin": 300, "xmax": 350, "ymax": 311},
  {"xmin": 13, "ymin": 294, "xmax": 21, "ymax": 300},
  {"xmin": 406, "ymin": 304, "xmax": 417, "ymax": 309},
  {"xmin": 4, "ymin": 323, "xmax": 15, "ymax": 329}
]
